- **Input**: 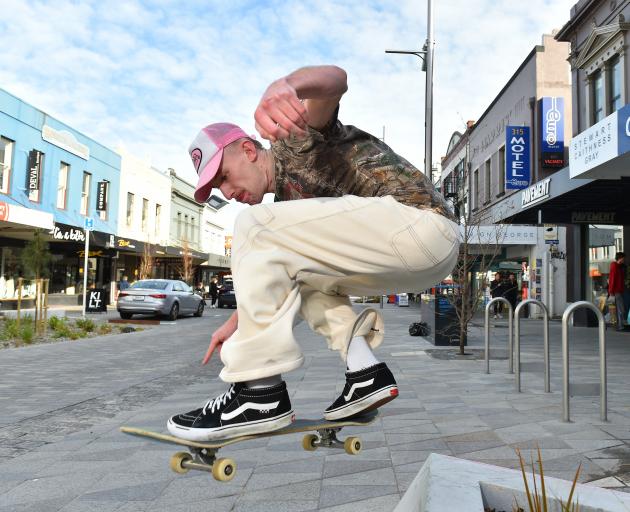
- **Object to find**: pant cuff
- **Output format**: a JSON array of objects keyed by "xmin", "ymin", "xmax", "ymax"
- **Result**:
[{"xmin": 219, "ymin": 356, "xmax": 305, "ymax": 383}]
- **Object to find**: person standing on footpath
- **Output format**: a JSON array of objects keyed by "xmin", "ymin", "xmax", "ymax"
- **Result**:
[
  {"xmin": 209, "ymin": 277, "xmax": 219, "ymax": 309},
  {"xmin": 608, "ymin": 252, "xmax": 627, "ymax": 331},
  {"xmin": 504, "ymin": 273, "xmax": 518, "ymax": 313},
  {"xmin": 490, "ymin": 272, "xmax": 504, "ymax": 319}
]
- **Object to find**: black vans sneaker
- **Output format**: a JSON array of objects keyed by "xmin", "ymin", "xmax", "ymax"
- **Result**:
[
  {"xmin": 324, "ymin": 363, "xmax": 398, "ymax": 421},
  {"xmin": 167, "ymin": 382, "xmax": 294, "ymax": 441}
]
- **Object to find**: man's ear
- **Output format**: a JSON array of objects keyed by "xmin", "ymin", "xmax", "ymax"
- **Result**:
[{"xmin": 242, "ymin": 140, "xmax": 258, "ymax": 162}]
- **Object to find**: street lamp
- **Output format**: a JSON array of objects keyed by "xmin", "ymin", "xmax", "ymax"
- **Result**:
[{"xmin": 385, "ymin": 0, "xmax": 435, "ymax": 176}]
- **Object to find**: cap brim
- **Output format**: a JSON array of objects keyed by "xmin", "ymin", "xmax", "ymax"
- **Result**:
[{"xmin": 194, "ymin": 148, "xmax": 224, "ymax": 203}]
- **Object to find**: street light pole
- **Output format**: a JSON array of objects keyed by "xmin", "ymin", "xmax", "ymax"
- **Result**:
[{"xmin": 385, "ymin": 0, "xmax": 435, "ymax": 176}]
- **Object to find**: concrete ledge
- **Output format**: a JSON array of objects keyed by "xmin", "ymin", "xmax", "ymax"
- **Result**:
[{"xmin": 394, "ymin": 454, "xmax": 630, "ymax": 512}]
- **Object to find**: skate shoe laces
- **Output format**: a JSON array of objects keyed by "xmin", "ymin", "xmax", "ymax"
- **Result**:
[{"xmin": 202, "ymin": 384, "xmax": 236, "ymax": 416}]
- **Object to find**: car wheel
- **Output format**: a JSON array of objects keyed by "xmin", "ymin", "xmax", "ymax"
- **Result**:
[
  {"xmin": 194, "ymin": 301, "xmax": 204, "ymax": 317},
  {"xmin": 168, "ymin": 303, "xmax": 179, "ymax": 321},
  {"xmin": 120, "ymin": 312, "xmax": 133, "ymax": 320}
]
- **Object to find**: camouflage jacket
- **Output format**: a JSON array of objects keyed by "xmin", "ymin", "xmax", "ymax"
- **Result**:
[{"xmin": 271, "ymin": 109, "xmax": 455, "ymax": 220}]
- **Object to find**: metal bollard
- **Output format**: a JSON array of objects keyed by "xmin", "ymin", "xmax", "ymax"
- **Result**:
[
  {"xmin": 484, "ymin": 298, "xmax": 513, "ymax": 374},
  {"xmin": 514, "ymin": 299, "xmax": 550, "ymax": 393},
  {"xmin": 561, "ymin": 301, "xmax": 607, "ymax": 422}
]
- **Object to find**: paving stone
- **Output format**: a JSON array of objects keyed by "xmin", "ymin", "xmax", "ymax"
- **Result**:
[
  {"xmin": 318, "ymin": 494, "xmax": 400, "ymax": 511},
  {"xmin": 319, "ymin": 485, "xmax": 399, "ymax": 508}
]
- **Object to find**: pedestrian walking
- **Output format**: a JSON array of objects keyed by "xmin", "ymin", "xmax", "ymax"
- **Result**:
[
  {"xmin": 504, "ymin": 273, "xmax": 518, "ymax": 313},
  {"xmin": 167, "ymin": 65, "xmax": 459, "ymax": 442},
  {"xmin": 209, "ymin": 277, "xmax": 219, "ymax": 308},
  {"xmin": 608, "ymin": 252, "xmax": 626, "ymax": 331}
]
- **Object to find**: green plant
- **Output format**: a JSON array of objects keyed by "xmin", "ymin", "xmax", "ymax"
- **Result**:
[
  {"xmin": 48, "ymin": 316, "xmax": 73, "ymax": 339},
  {"xmin": 1, "ymin": 318, "xmax": 19, "ymax": 340},
  {"xmin": 20, "ymin": 323, "xmax": 34, "ymax": 344},
  {"xmin": 22, "ymin": 229, "xmax": 51, "ymax": 279},
  {"xmin": 515, "ymin": 447, "xmax": 581, "ymax": 512},
  {"xmin": 97, "ymin": 323, "xmax": 113, "ymax": 335},
  {"xmin": 75, "ymin": 318, "xmax": 95, "ymax": 332},
  {"xmin": 68, "ymin": 331, "xmax": 80, "ymax": 340}
]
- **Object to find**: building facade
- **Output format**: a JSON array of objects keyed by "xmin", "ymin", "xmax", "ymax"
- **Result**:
[
  {"xmin": 0, "ymin": 88, "xmax": 121, "ymax": 305},
  {"xmin": 440, "ymin": 34, "xmax": 572, "ymax": 316}
]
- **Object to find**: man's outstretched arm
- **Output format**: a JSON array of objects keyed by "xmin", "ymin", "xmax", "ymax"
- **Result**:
[{"xmin": 255, "ymin": 65, "xmax": 348, "ymax": 142}]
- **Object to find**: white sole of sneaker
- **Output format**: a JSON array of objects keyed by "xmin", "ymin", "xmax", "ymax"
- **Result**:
[
  {"xmin": 167, "ymin": 410, "xmax": 295, "ymax": 442},
  {"xmin": 324, "ymin": 385, "xmax": 398, "ymax": 421}
]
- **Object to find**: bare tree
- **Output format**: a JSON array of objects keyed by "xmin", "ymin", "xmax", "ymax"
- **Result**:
[
  {"xmin": 139, "ymin": 243, "xmax": 154, "ymax": 280},
  {"xmin": 440, "ymin": 152, "xmax": 510, "ymax": 355},
  {"xmin": 178, "ymin": 237, "xmax": 193, "ymax": 285}
]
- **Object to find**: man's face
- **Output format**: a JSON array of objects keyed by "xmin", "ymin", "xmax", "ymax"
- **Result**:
[{"xmin": 212, "ymin": 141, "xmax": 267, "ymax": 205}]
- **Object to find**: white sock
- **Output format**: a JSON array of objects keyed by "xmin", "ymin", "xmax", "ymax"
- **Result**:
[
  {"xmin": 346, "ymin": 336, "xmax": 380, "ymax": 372},
  {"xmin": 244, "ymin": 375, "xmax": 283, "ymax": 389}
]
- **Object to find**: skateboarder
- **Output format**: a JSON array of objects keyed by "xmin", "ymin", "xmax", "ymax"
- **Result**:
[{"xmin": 168, "ymin": 65, "xmax": 459, "ymax": 442}]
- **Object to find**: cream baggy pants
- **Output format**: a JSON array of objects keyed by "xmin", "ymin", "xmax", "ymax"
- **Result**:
[{"xmin": 219, "ymin": 195, "xmax": 460, "ymax": 382}]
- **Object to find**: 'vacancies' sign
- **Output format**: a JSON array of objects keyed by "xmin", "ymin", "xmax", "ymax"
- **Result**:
[
  {"xmin": 505, "ymin": 126, "xmax": 530, "ymax": 190},
  {"xmin": 96, "ymin": 181, "xmax": 108, "ymax": 211}
]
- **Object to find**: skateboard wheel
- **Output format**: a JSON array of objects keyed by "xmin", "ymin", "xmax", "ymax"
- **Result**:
[
  {"xmin": 170, "ymin": 452, "xmax": 192, "ymax": 474},
  {"xmin": 344, "ymin": 436, "xmax": 362, "ymax": 455},
  {"xmin": 302, "ymin": 434, "xmax": 318, "ymax": 451},
  {"xmin": 212, "ymin": 457, "xmax": 236, "ymax": 482}
]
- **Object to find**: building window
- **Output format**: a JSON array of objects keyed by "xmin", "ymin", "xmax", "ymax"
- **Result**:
[
  {"xmin": 184, "ymin": 214, "xmax": 189, "ymax": 240},
  {"xmin": 609, "ymin": 55, "xmax": 622, "ymax": 113},
  {"xmin": 155, "ymin": 204, "xmax": 161, "ymax": 238},
  {"xmin": 484, "ymin": 159, "xmax": 491, "ymax": 203},
  {"xmin": 126, "ymin": 192, "xmax": 134, "ymax": 226},
  {"xmin": 473, "ymin": 168, "xmax": 479, "ymax": 210},
  {"xmin": 177, "ymin": 212, "xmax": 182, "ymax": 238},
  {"xmin": 0, "ymin": 136, "xmax": 13, "ymax": 194},
  {"xmin": 80, "ymin": 171, "xmax": 91, "ymax": 215},
  {"xmin": 57, "ymin": 162, "xmax": 69, "ymax": 209},
  {"xmin": 498, "ymin": 146, "xmax": 505, "ymax": 196},
  {"xmin": 98, "ymin": 181, "xmax": 108, "ymax": 220},
  {"xmin": 142, "ymin": 198, "xmax": 149, "ymax": 232},
  {"xmin": 592, "ymin": 69, "xmax": 604, "ymax": 124}
]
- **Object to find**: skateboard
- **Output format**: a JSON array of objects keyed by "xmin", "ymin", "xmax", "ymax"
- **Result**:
[{"xmin": 120, "ymin": 411, "xmax": 378, "ymax": 482}]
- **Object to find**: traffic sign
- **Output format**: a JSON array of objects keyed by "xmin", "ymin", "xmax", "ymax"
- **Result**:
[{"xmin": 84, "ymin": 217, "xmax": 94, "ymax": 231}]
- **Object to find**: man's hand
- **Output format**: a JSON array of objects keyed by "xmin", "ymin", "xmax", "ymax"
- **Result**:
[
  {"xmin": 202, "ymin": 311, "xmax": 238, "ymax": 365},
  {"xmin": 254, "ymin": 78, "xmax": 309, "ymax": 142}
]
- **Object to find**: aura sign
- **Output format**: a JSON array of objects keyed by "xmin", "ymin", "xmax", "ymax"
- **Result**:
[{"xmin": 505, "ymin": 126, "xmax": 530, "ymax": 190}]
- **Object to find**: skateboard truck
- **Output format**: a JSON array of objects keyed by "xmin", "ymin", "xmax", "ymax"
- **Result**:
[{"xmin": 302, "ymin": 427, "xmax": 362, "ymax": 455}]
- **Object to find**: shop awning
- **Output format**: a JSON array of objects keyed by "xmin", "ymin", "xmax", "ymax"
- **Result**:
[{"xmin": 0, "ymin": 201, "xmax": 54, "ymax": 237}]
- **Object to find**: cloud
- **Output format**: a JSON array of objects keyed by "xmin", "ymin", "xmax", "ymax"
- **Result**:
[{"xmin": 1, "ymin": 0, "xmax": 575, "ymax": 231}]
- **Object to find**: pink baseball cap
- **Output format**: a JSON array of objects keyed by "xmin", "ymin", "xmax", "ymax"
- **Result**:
[{"xmin": 189, "ymin": 123, "xmax": 251, "ymax": 203}]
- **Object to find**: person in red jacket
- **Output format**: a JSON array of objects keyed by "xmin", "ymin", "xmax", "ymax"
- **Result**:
[{"xmin": 608, "ymin": 252, "xmax": 626, "ymax": 331}]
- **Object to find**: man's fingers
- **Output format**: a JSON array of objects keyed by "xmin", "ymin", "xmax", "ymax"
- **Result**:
[
  {"xmin": 201, "ymin": 340, "xmax": 219, "ymax": 365},
  {"xmin": 255, "ymin": 121, "xmax": 275, "ymax": 142}
]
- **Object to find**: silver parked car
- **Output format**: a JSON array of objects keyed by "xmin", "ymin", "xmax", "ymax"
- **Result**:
[{"xmin": 117, "ymin": 279, "xmax": 204, "ymax": 320}]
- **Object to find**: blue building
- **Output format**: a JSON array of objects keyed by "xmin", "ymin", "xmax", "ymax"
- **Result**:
[{"xmin": 0, "ymin": 88, "xmax": 121, "ymax": 304}]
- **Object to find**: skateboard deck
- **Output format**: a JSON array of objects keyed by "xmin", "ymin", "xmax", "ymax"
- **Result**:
[{"xmin": 120, "ymin": 411, "xmax": 378, "ymax": 482}]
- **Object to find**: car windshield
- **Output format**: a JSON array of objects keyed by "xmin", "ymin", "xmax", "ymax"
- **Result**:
[{"xmin": 130, "ymin": 280, "xmax": 169, "ymax": 290}]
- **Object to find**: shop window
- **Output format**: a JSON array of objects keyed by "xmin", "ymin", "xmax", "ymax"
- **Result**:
[
  {"xmin": 498, "ymin": 146, "xmax": 505, "ymax": 196},
  {"xmin": 126, "ymin": 192, "xmax": 134, "ymax": 227},
  {"xmin": 57, "ymin": 162, "xmax": 69, "ymax": 209},
  {"xmin": 80, "ymin": 171, "xmax": 91, "ymax": 215},
  {"xmin": 0, "ymin": 136, "xmax": 13, "ymax": 194},
  {"xmin": 592, "ymin": 69, "xmax": 604, "ymax": 124},
  {"xmin": 142, "ymin": 198, "xmax": 148, "ymax": 232},
  {"xmin": 609, "ymin": 55, "xmax": 622, "ymax": 113}
]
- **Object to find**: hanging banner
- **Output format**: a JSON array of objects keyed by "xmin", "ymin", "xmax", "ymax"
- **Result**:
[
  {"xmin": 26, "ymin": 150, "xmax": 43, "ymax": 191},
  {"xmin": 96, "ymin": 181, "xmax": 108, "ymax": 211},
  {"xmin": 505, "ymin": 126, "xmax": 530, "ymax": 190},
  {"xmin": 540, "ymin": 97, "xmax": 565, "ymax": 168}
]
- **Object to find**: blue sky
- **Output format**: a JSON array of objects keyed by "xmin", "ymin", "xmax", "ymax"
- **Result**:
[{"xmin": 1, "ymin": 0, "xmax": 576, "ymax": 230}]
